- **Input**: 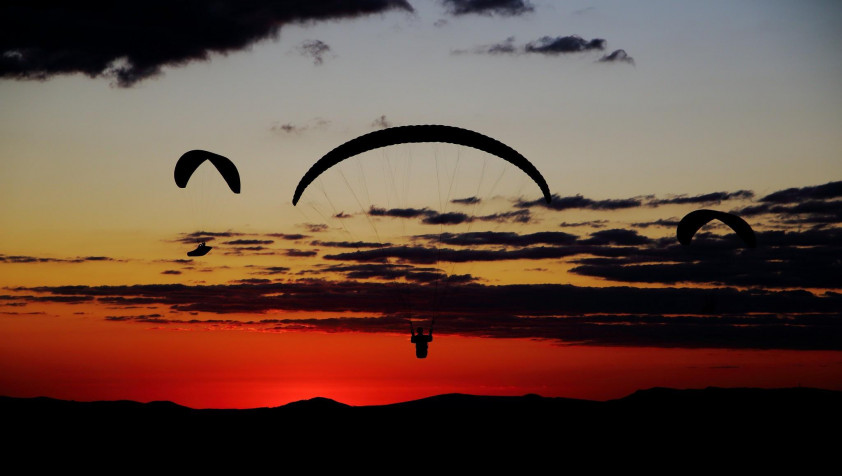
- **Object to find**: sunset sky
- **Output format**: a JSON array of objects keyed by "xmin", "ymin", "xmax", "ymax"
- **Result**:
[{"xmin": 1, "ymin": 0, "xmax": 841, "ymax": 409}]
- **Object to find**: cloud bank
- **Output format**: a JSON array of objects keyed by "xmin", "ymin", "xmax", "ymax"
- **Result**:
[{"xmin": 1, "ymin": 1, "xmax": 412, "ymax": 86}]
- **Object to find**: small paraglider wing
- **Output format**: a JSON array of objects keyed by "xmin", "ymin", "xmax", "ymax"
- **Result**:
[
  {"xmin": 174, "ymin": 150, "xmax": 241, "ymax": 193},
  {"xmin": 291, "ymin": 125, "xmax": 551, "ymax": 205},
  {"xmin": 187, "ymin": 245, "xmax": 212, "ymax": 257},
  {"xmin": 676, "ymin": 209, "xmax": 756, "ymax": 248}
]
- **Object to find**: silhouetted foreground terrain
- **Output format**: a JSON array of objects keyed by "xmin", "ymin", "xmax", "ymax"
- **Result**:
[{"xmin": 4, "ymin": 387, "xmax": 839, "ymax": 458}]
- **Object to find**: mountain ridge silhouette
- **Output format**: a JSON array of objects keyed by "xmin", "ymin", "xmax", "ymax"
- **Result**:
[{"xmin": 4, "ymin": 387, "xmax": 838, "ymax": 459}]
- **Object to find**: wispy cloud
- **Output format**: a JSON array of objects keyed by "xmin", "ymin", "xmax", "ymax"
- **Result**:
[
  {"xmin": 517, "ymin": 194, "xmax": 643, "ymax": 211},
  {"xmin": 525, "ymin": 36, "xmax": 605, "ymax": 54},
  {"xmin": 297, "ymin": 39, "xmax": 332, "ymax": 65},
  {"xmin": 598, "ymin": 49, "xmax": 635, "ymax": 65},
  {"xmin": 270, "ymin": 118, "xmax": 330, "ymax": 135},
  {"xmin": 649, "ymin": 190, "xmax": 754, "ymax": 206},
  {"xmin": 0, "ymin": 254, "xmax": 122, "ymax": 264},
  {"xmin": 460, "ymin": 35, "xmax": 611, "ymax": 56},
  {"xmin": 759, "ymin": 181, "xmax": 842, "ymax": 203},
  {"xmin": 441, "ymin": 0, "xmax": 534, "ymax": 16},
  {"xmin": 366, "ymin": 205, "xmax": 531, "ymax": 225},
  {"xmin": 311, "ymin": 240, "xmax": 392, "ymax": 249},
  {"xmin": 371, "ymin": 115, "xmax": 393, "ymax": 129}
]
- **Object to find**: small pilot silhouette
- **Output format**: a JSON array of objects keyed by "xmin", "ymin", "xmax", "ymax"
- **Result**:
[{"xmin": 410, "ymin": 322, "xmax": 433, "ymax": 359}]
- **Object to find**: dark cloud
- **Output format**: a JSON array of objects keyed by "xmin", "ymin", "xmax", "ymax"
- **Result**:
[
  {"xmin": 475, "ymin": 209, "xmax": 532, "ymax": 224},
  {"xmin": 716, "ymin": 181, "xmax": 842, "ymax": 226},
  {"xmin": 757, "ymin": 228, "xmax": 842, "ymax": 247},
  {"xmin": 732, "ymin": 204, "xmax": 771, "ymax": 217},
  {"xmin": 0, "ymin": 254, "xmax": 119, "ymax": 264},
  {"xmin": 1, "ymin": 1, "xmax": 412, "ymax": 87},
  {"xmin": 518, "ymin": 194, "xmax": 642, "ymax": 211},
  {"xmin": 451, "ymin": 197, "xmax": 481, "ymax": 205},
  {"xmin": 80, "ymin": 256, "xmax": 115, "ymax": 262},
  {"xmin": 570, "ymin": 251, "xmax": 842, "ymax": 289},
  {"xmin": 422, "ymin": 211, "xmax": 471, "ymax": 225},
  {"xmin": 771, "ymin": 199, "xmax": 842, "ymax": 218},
  {"xmin": 734, "ymin": 200, "xmax": 842, "ymax": 226},
  {"xmin": 650, "ymin": 190, "xmax": 754, "ymax": 206},
  {"xmin": 312, "ymin": 240, "xmax": 392, "ymax": 248},
  {"xmin": 157, "ymin": 259, "xmax": 194, "ymax": 264},
  {"xmin": 250, "ymin": 266, "xmax": 290, "ymax": 276},
  {"xmin": 760, "ymin": 181, "xmax": 842, "ymax": 204},
  {"xmin": 285, "ymin": 249, "xmax": 318, "ymax": 257},
  {"xmin": 580, "ymin": 229, "xmax": 652, "ymax": 246},
  {"xmin": 223, "ymin": 240, "xmax": 274, "ymax": 246},
  {"xmin": 441, "ymin": 0, "xmax": 533, "ymax": 16},
  {"xmin": 368, "ymin": 205, "xmax": 530, "ymax": 225},
  {"xmin": 320, "ymin": 263, "xmax": 474, "ymax": 283},
  {"xmin": 369, "ymin": 206, "xmax": 428, "ymax": 219},
  {"xmin": 371, "ymin": 115, "xmax": 392, "ymax": 129},
  {"xmin": 525, "ymin": 36, "xmax": 605, "ymax": 54},
  {"xmin": 161, "ymin": 270, "xmax": 182, "ymax": 275},
  {"xmin": 598, "ymin": 49, "xmax": 634, "ymax": 65},
  {"xmin": 267, "ymin": 233, "xmax": 309, "ymax": 240},
  {"xmin": 323, "ymin": 244, "xmax": 626, "ymax": 265},
  {"xmin": 559, "ymin": 220, "xmax": 609, "ymax": 228},
  {"xmin": 92, "ymin": 311, "xmax": 842, "ymax": 350},
  {"xmin": 297, "ymin": 39, "xmax": 331, "ymax": 65},
  {"xmin": 472, "ymin": 37, "xmax": 518, "ymax": 55},
  {"xmin": 29, "ymin": 280, "xmax": 833, "ymax": 317},
  {"xmin": 518, "ymin": 189, "xmax": 768, "ymax": 213},
  {"xmin": 461, "ymin": 35, "xmax": 608, "ymax": 57},
  {"xmin": 21, "ymin": 281, "xmax": 842, "ymax": 349},
  {"xmin": 308, "ymin": 223, "xmax": 842, "ymax": 290},
  {"xmin": 568, "ymin": 227, "xmax": 842, "ymax": 289},
  {"xmin": 303, "ymin": 224, "xmax": 329, "ymax": 233},
  {"xmin": 106, "ymin": 314, "xmax": 164, "ymax": 322},
  {"xmin": 5, "ymin": 293, "xmax": 93, "ymax": 304},
  {"xmin": 631, "ymin": 219, "xmax": 680, "ymax": 229},
  {"xmin": 235, "ymin": 278, "xmax": 274, "ymax": 285},
  {"xmin": 419, "ymin": 231, "xmax": 578, "ymax": 247},
  {"xmin": 0, "ymin": 255, "xmax": 66, "ymax": 264}
]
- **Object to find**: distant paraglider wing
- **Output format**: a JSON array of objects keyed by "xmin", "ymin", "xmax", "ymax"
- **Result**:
[
  {"xmin": 291, "ymin": 125, "xmax": 552, "ymax": 205},
  {"xmin": 175, "ymin": 150, "xmax": 241, "ymax": 193},
  {"xmin": 677, "ymin": 210, "xmax": 756, "ymax": 248},
  {"xmin": 187, "ymin": 245, "xmax": 212, "ymax": 257}
]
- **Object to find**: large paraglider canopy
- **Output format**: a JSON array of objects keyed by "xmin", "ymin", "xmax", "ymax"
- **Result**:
[
  {"xmin": 677, "ymin": 209, "xmax": 756, "ymax": 248},
  {"xmin": 174, "ymin": 150, "xmax": 241, "ymax": 193},
  {"xmin": 291, "ymin": 125, "xmax": 551, "ymax": 206},
  {"xmin": 290, "ymin": 124, "xmax": 554, "ymax": 336}
]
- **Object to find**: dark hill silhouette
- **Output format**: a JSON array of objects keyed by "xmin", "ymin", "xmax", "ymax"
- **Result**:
[{"xmin": 3, "ymin": 387, "xmax": 838, "ymax": 461}]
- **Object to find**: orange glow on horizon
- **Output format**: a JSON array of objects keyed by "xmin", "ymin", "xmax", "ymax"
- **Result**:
[{"xmin": 2, "ymin": 302, "xmax": 840, "ymax": 409}]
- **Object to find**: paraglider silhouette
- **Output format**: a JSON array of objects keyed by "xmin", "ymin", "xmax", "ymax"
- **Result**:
[
  {"xmin": 187, "ymin": 242, "xmax": 212, "ymax": 257},
  {"xmin": 677, "ymin": 209, "xmax": 756, "ymax": 248},
  {"xmin": 291, "ymin": 125, "xmax": 552, "ymax": 206},
  {"xmin": 175, "ymin": 150, "xmax": 240, "ymax": 257},
  {"xmin": 291, "ymin": 125, "xmax": 554, "ymax": 359},
  {"xmin": 174, "ymin": 150, "xmax": 241, "ymax": 193}
]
